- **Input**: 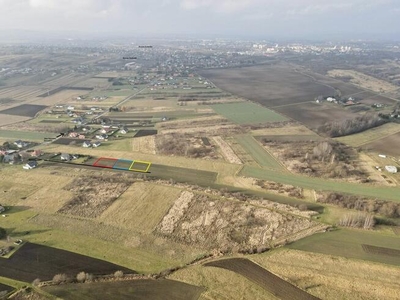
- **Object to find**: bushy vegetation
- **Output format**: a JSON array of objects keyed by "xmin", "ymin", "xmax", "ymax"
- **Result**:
[
  {"xmin": 318, "ymin": 113, "xmax": 388, "ymax": 137},
  {"xmin": 0, "ymin": 227, "xmax": 6, "ymax": 239},
  {"xmin": 318, "ymin": 192, "xmax": 400, "ymax": 218},
  {"xmin": 337, "ymin": 213, "xmax": 375, "ymax": 229}
]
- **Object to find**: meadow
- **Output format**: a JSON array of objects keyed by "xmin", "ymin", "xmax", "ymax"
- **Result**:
[{"xmin": 210, "ymin": 102, "xmax": 287, "ymax": 124}]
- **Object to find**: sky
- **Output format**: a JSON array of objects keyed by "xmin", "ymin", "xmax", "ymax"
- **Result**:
[{"xmin": 0, "ymin": 0, "xmax": 399, "ymax": 40}]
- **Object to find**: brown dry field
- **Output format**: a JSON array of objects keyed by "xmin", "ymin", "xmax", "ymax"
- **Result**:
[
  {"xmin": 77, "ymin": 77, "xmax": 110, "ymax": 88},
  {"xmin": 0, "ymin": 113, "xmax": 31, "ymax": 126},
  {"xmin": 251, "ymin": 249, "xmax": 400, "ymax": 300},
  {"xmin": 199, "ymin": 64, "xmax": 335, "ymax": 108},
  {"xmin": 213, "ymin": 136, "xmax": 242, "ymax": 164},
  {"xmin": 364, "ymin": 132, "xmax": 400, "ymax": 156},
  {"xmin": 274, "ymin": 102, "xmax": 356, "ymax": 129},
  {"xmin": 32, "ymin": 90, "xmax": 89, "ymax": 106},
  {"xmin": 328, "ymin": 69, "xmax": 399, "ymax": 93},
  {"xmin": 68, "ymin": 96, "xmax": 126, "ymax": 107}
]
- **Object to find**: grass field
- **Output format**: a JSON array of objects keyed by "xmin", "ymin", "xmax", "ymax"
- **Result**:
[
  {"xmin": 99, "ymin": 182, "xmax": 181, "ymax": 233},
  {"xmin": 210, "ymin": 102, "xmax": 287, "ymax": 124},
  {"xmin": 335, "ymin": 123, "xmax": 400, "ymax": 147},
  {"xmin": 234, "ymin": 134, "xmax": 285, "ymax": 170},
  {"xmin": 240, "ymin": 166, "xmax": 400, "ymax": 202},
  {"xmin": 44, "ymin": 279, "xmax": 204, "ymax": 300},
  {"xmin": 287, "ymin": 229, "xmax": 400, "ymax": 266},
  {"xmin": 252, "ymin": 248, "xmax": 400, "ymax": 300},
  {"xmin": 0, "ymin": 130, "xmax": 55, "ymax": 141}
]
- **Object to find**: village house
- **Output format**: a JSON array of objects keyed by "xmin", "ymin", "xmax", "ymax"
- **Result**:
[
  {"xmin": 23, "ymin": 161, "xmax": 38, "ymax": 170},
  {"xmin": 119, "ymin": 127, "xmax": 128, "ymax": 134},
  {"xmin": 60, "ymin": 153, "xmax": 72, "ymax": 161},
  {"xmin": 92, "ymin": 141, "xmax": 101, "ymax": 148},
  {"xmin": 82, "ymin": 141, "xmax": 91, "ymax": 148}
]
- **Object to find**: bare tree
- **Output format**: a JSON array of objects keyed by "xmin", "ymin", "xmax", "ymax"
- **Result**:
[
  {"xmin": 76, "ymin": 272, "xmax": 86, "ymax": 283},
  {"xmin": 52, "ymin": 273, "xmax": 69, "ymax": 284},
  {"xmin": 114, "ymin": 270, "xmax": 124, "ymax": 278}
]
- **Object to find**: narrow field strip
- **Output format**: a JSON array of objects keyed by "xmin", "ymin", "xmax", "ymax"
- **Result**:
[
  {"xmin": 240, "ymin": 165, "xmax": 400, "ymax": 202},
  {"xmin": 235, "ymin": 134, "xmax": 286, "ymax": 171}
]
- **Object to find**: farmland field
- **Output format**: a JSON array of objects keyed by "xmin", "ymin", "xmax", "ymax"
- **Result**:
[
  {"xmin": 234, "ymin": 134, "xmax": 285, "ymax": 170},
  {"xmin": 44, "ymin": 279, "xmax": 204, "ymax": 300},
  {"xmin": 274, "ymin": 102, "xmax": 355, "ymax": 129},
  {"xmin": 240, "ymin": 166, "xmax": 400, "ymax": 201},
  {"xmin": 0, "ymin": 104, "xmax": 47, "ymax": 117},
  {"xmin": 335, "ymin": 123, "xmax": 400, "ymax": 148},
  {"xmin": 210, "ymin": 102, "xmax": 287, "ymax": 124},
  {"xmin": 134, "ymin": 129, "xmax": 158, "ymax": 138},
  {"xmin": 200, "ymin": 64, "xmax": 335, "ymax": 107},
  {"xmin": 205, "ymin": 258, "xmax": 319, "ymax": 300},
  {"xmin": 0, "ymin": 243, "xmax": 133, "ymax": 282},
  {"xmin": 288, "ymin": 229, "xmax": 400, "ymax": 266},
  {"xmin": 0, "ymin": 283, "xmax": 13, "ymax": 294},
  {"xmin": 99, "ymin": 182, "xmax": 181, "ymax": 233},
  {"xmin": 252, "ymin": 248, "xmax": 400, "ymax": 300},
  {"xmin": 255, "ymin": 135, "xmax": 323, "ymax": 142},
  {"xmin": 0, "ymin": 114, "xmax": 30, "ymax": 126},
  {"xmin": 0, "ymin": 129, "xmax": 54, "ymax": 141},
  {"xmin": 362, "ymin": 244, "xmax": 400, "ymax": 257},
  {"xmin": 363, "ymin": 131, "xmax": 400, "ymax": 156}
]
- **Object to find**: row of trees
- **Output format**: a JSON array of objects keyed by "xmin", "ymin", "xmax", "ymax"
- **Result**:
[
  {"xmin": 318, "ymin": 113, "xmax": 388, "ymax": 137},
  {"xmin": 33, "ymin": 270, "xmax": 125, "ymax": 286},
  {"xmin": 318, "ymin": 192, "xmax": 400, "ymax": 218}
]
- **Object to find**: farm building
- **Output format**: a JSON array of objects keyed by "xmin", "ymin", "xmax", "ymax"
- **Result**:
[
  {"xmin": 23, "ymin": 161, "xmax": 38, "ymax": 170},
  {"xmin": 14, "ymin": 140, "xmax": 29, "ymax": 148},
  {"xmin": 0, "ymin": 205, "xmax": 5, "ymax": 213},
  {"xmin": 60, "ymin": 153, "xmax": 72, "ymax": 161},
  {"xmin": 119, "ymin": 127, "xmax": 128, "ymax": 134},
  {"xmin": 385, "ymin": 166, "xmax": 398, "ymax": 173}
]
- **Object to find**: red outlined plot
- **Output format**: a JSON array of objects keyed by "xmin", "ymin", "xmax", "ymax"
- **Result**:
[
  {"xmin": 129, "ymin": 160, "xmax": 151, "ymax": 173},
  {"xmin": 93, "ymin": 157, "xmax": 118, "ymax": 169}
]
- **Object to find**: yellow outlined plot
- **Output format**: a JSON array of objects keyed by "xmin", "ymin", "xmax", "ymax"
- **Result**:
[{"xmin": 129, "ymin": 160, "xmax": 152, "ymax": 172}]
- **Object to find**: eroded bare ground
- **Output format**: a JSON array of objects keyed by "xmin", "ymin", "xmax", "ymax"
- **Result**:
[
  {"xmin": 261, "ymin": 139, "xmax": 370, "ymax": 183},
  {"xmin": 156, "ymin": 190, "xmax": 323, "ymax": 253},
  {"xmin": 58, "ymin": 175, "xmax": 134, "ymax": 218}
]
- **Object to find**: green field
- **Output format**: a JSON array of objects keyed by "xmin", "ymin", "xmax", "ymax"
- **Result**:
[
  {"xmin": 288, "ymin": 229, "xmax": 400, "ymax": 266},
  {"xmin": 0, "ymin": 130, "xmax": 54, "ymax": 141},
  {"xmin": 90, "ymin": 90, "xmax": 135, "ymax": 97},
  {"xmin": 335, "ymin": 123, "xmax": 400, "ymax": 147},
  {"xmin": 234, "ymin": 134, "xmax": 285, "ymax": 170},
  {"xmin": 210, "ymin": 102, "xmax": 287, "ymax": 124},
  {"xmin": 240, "ymin": 166, "xmax": 400, "ymax": 202}
]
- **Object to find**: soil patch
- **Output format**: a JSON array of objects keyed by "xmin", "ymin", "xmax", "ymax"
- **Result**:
[
  {"xmin": 0, "ymin": 243, "xmax": 133, "ymax": 282},
  {"xmin": 0, "ymin": 104, "xmax": 47, "ymax": 117},
  {"xmin": 44, "ymin": 278, "xmax": 204, "ymax": 300}
]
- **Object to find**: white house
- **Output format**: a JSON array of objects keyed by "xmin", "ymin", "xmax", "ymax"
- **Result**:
[
  {"xmin": 119, "ymin": 127, "xmax": 128, "ymax": 134},
  {"xmin": 385, "ymin": 166, "xmax": 398, "ymax": 173},
  {"xmin": 82, "ymin": 141, "xmax": 91, "ymax": 148},
  {"xmin": 92, "ymin": 141, "xmax": 101, "ymax": 148},
  {"xmin": 23, "ymin": 161, "xmax": 38, "ymax": 170}
]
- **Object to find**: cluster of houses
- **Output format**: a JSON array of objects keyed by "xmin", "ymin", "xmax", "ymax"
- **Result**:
[{"xmin": 316, "ymin": 96, "xmax": 358, "ymax": 106}]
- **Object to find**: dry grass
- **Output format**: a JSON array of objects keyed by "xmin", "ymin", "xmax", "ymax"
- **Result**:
[
  {"xmin": 328, "ymin": 69, "xmax": 399, "ymax": 93},
  {"xmin": 58, "ymin": 175, "xmax": 134, "ymax": 218},
  {"xmin": 99, "ymin": 182, "xmax": 182, "ymax": 233},
  {"xmin": 252, "ymin": 249, "xmax": 400, "ymax": 300},
  {"xmin": 132, "ymin": 135, "xmax": 156, "ymax": 154},
  {"xmin": 33, "ymin": 90, "xmax": 86, "ymax": 106},
  {"xmin": 168, "ymin": 265, "xmax": 277, "ymax": 300},
  {"xmin": 213, "ymin": 136, "xmax": 242, "ymax": 164},
  {"xmin": 0, "ymin": 114, "xmax": 30, "ymax": 126}
]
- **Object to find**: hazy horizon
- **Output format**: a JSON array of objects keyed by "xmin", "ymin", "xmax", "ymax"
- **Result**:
[{"xmin": 0, "ymin": 0, "xmax": 399, "ymax": 41}]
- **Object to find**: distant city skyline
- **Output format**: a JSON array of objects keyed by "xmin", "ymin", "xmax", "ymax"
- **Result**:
[{"xmin": 0, "ymin": 0, "xmax": 399, "ymax": 41}]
